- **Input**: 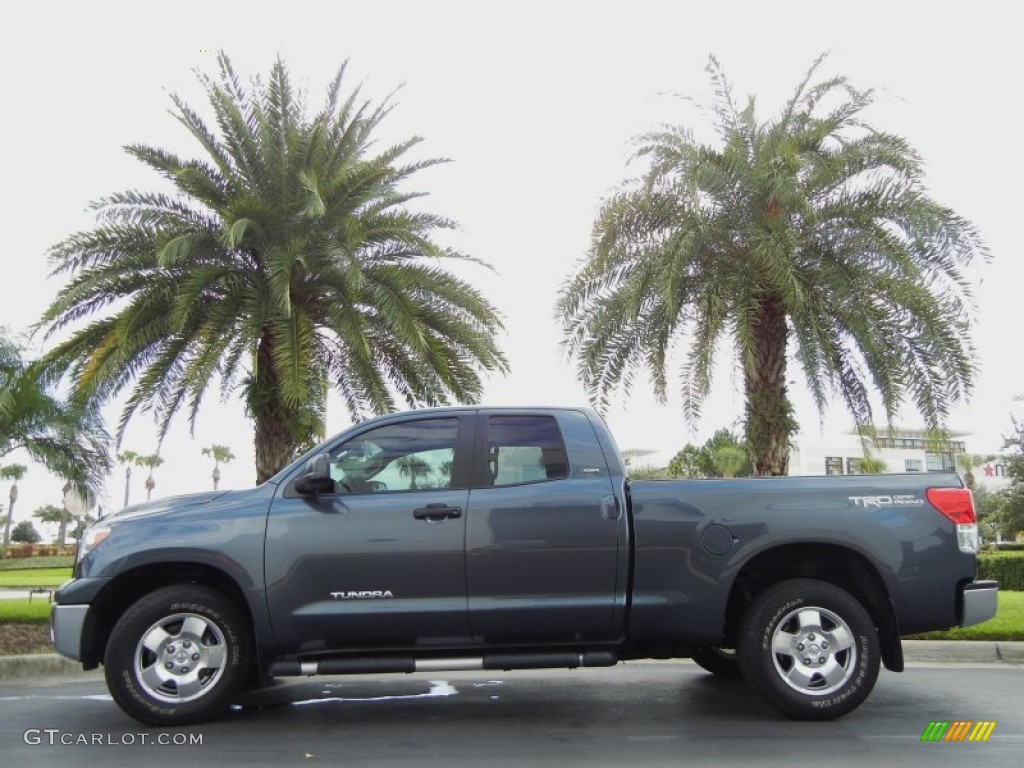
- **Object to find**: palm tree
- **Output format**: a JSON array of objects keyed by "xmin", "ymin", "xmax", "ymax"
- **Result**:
[
  {"xmin": 116, "ymin": 450, "xmax": 142, "ymax": 507},
  {"xmin": 1, "ymin": 464, "xmax": 27, "ymax": 554},
  {"xmin": 202, "ymin": 444, "xmax": 235, "ymax": 490},
  {"xmin": 956, "ymin": 453, "xmax": 986, "ymax": 489},
  {"xmin": 856, "ymin": 455, "xmax": 889, "ymax": 475},
  {"xmin": 36, "ymin": 53, "xmax": 507, "ymax": 483},
  {"xmin": 397, "ymin": 456, "xmax": 431, "ymax": 490},
  {"xmin": 558, "ymin": 56, "xmax": 987, "ymax": 475},
  {"xmin": 34, "ymin": 502, "xmax": 72, "ymax": 546},
  {"xmin": 138, "ymin": 454, "xmax": 164, "ymax": 500},
  {"xmin": 1, "ymin": 330, "xmax": 111, "ymax": 496}
]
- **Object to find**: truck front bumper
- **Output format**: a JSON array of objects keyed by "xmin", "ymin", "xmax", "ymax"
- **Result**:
[
  {"xmin": 49, "ymin": 604, "xmax": 91, "ymax": 661},
  {"xmin": 959, "ymin": 580, "xmax": 999, "ymax": 628}
]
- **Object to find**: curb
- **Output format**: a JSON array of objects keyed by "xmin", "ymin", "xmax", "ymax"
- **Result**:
[
  {"xmin": 0, "ymin": 653, "xmax": 102, "ymax": 680},
  {"xmin": 2, "ymin": 641, "xmax": 1022, "ymax": 681}
]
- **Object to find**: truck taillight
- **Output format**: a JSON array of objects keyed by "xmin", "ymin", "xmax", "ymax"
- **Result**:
[{"xmin": 926, "ymin": 487, "xmax": 978, "ymax": 554}]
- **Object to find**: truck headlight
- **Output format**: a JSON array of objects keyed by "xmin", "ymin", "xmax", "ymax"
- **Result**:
[{"xmin": 78, "ymin": 524, "xmax": 112, "ymax": 561}]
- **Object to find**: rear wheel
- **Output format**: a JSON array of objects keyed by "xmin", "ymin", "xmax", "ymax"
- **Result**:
[
  {"xmin": 737, "ymin": 579, "xmax": 880, "ymax": 720},
  {"xmin": 104, "ymin": 585, "xmax": 251, "ymax": 726},
  {"xmin": 692, "ymin": 646, "xmax": 742, "ymax": 678}
]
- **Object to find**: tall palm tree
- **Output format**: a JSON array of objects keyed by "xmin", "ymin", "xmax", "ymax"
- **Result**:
[
  {"xmin": 116, "ymin": 450, "xmax": 142, "ymax": 507},
  {"xmin": 138, "ymin": 454, "xmax": 164, "ymax": 500},
  {"xmin": 202, "ymin": 444, "xmax": 235, "ymax": 490},
  {"xmin": 37, "ymin": 53, "xmax": 507, "ymax": 483},
  {"xmin": 0, "ymin": 330, "xmax": 111, "ymax": 501},
  {"xmin": 1, "ymin": 464, "xmax": 27, "ymax": 554},
  {"xmin": 558, "ymin": 56, "xmax": 987, "ymax": 475}
]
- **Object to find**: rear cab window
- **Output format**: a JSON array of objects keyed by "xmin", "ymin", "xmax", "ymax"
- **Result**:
[{"xmin": 484, "ymin": 415, "xmax": 569, "ymax": 487}]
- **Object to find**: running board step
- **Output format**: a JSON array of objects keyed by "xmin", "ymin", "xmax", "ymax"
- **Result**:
[{"xmin": 269, "ymin": 651, "xmax": 618, "ymax": 677}]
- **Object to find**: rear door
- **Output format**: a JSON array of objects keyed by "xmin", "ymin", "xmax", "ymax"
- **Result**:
[{"xmin": 465, "ymin": 410, "xmax": 626, "ymax": 645}]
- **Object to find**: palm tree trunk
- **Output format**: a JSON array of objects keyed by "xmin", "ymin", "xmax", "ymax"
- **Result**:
[
  {"xmin": 2, "ymin": 486, "xmax": 17, "ymax": 551},
  {"xmin": 253, "ymin": 331, "xmax": 300, "ymax": 484},
  {"xmin": 255, "ymin": 407, "xmax": 298, "ymax": 483},
  {"xmin": 744, "ymin": 294, "xmax": 796, "ymax": 476}
]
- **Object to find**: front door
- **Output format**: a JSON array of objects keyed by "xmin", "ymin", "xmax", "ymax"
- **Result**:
[{"xmin": 265, "ymin": 415, "xmax": 473, "ymax": 654}]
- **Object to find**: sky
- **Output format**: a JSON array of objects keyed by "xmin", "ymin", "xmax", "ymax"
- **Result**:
[{"xmin": 2, "ymin": 0, "xmax": 1022, "ymax": 531}]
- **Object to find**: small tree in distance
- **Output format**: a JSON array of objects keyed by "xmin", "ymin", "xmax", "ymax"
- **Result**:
[
  {"xmin": 857, "ymin": 455, "xmax": 889, "ymax": 475},
  {"xmin": 34, "ymin": 503, "xmax": 72, "ymax": 545},
  {"xmin": 956, "ymin": 453, "xmax": 986, "ymax": 489},
  {"xmin": 1, "ymin": 464, "xmax": 27, "ymax": 554},
  {"xmin": 117, "ymin": 450, "xmax": 141, "ymax": 507},
  {"xmin": 712, "ymin": 445, "xmax": 748, "ymax": 478},
  {"xmin": 11, "ymin": 520, "xmax": 41, "ymax": 544},
  {"xmin": 202, "ymin": 445, "xmax": 235, "ymax": 490},
  {"xmin": 139, "ymin": 454, "xmax": 164, "ymax": 500}
]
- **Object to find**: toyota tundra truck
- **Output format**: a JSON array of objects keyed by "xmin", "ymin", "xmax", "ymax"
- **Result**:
[{"xmin": 50, "ymin": 407, "xmax": 998, "ymax": 725}]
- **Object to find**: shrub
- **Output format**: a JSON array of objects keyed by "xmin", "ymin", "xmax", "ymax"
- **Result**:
[
  {"xmin": 4, "ymin": 544, "xmax": 34, "ymax": 559},
  {"xmin": 629, "ymin": 465, "xmax": 672, "ymax": 480},
  {"xmin": 978, "ymin": 552, "xmax": 1024, "ymax": 590}
]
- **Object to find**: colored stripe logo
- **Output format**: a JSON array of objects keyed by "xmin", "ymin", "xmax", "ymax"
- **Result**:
[{"xmin": 921, "ymin": 721, "xmax": 996, "ymax": 742}]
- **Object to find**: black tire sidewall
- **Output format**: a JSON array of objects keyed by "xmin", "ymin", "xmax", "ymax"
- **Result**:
[
  {"xmin": 104, "ymin": 585, "xmax": 250, "ymax": 726},
  {"xmin": 738, "ymin": 579, "xmax": 880, "ymax": 720}
]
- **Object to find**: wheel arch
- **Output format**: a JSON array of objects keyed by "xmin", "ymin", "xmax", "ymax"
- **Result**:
[
  {"xmin": 80, "ymin": 562, "xmax": 258, "ymax": 669},
  {"xmin": 724, "ymin": 542, "xmax": 903, "ymax": 672}
]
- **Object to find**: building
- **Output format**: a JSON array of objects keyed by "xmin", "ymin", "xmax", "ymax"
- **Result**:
[{"xmin": 789, "ymin": 426, "xmax": 1010, "ymax": 493}]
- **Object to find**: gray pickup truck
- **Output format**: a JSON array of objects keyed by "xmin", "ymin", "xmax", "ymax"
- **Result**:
[{"xmin": 51, "ymin": 407, "xmax": 997, "ymax": 726}]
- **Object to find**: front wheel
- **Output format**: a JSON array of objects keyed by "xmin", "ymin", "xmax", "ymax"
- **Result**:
[
  {"xmin": 104, "ymin": 585, "xmax": 252, "ymax": 726},
  {"xmin": 737, "ymin": 579, "xmax": 880, "ymax": 720}
]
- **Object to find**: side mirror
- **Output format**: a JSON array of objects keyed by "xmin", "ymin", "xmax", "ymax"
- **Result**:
[{"xmin": 293, "ymin": 453, "xmax": 336, "ymax": 497}]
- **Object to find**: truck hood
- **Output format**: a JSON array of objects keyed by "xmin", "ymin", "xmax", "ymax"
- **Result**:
[{"xmin": 109, "ymin": 490, "xmax": 232, "ymax": 521}]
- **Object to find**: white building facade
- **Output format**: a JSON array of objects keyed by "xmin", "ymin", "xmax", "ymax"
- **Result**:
[{"xmin": 789, "ymin": 427, "xmax": 1010, "ymax": 494}]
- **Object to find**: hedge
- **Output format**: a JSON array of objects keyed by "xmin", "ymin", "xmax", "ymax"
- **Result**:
[
  {"xmin": 0, "ymin": 544, "xmax": 77, "ymax": 560},
  {"xmin": 978, "ymin": 552, "xmax": 1024, "ymax": 591}
]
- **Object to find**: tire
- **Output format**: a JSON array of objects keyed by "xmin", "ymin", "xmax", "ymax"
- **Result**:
[
  {"xmin": 692, "ymin": 646, "xmax": 743, "ymax": 678},
  {"xmin": 104, "ymin": 585, "xmax": 252, "ymax": 726},
  {"xmin": 737, "ymin": 579, "xmax": 880, "ymax": 720}
]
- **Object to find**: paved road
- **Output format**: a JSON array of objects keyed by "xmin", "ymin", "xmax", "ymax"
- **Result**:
[
  {"xmin": 0, "ymin": 588, "xmax": 54, "ymax": 601},
  {"xmin": 1, "ymin": 662, "xmax": 1021, "ymax": 767}
]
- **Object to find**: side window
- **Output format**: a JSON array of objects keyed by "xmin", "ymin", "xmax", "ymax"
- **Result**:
[
  {"xmin": 329, "ymin": 418, "xmax": 459, "ymax": 494},
  {"xmin": 486, "ymin": 415, "xmax": 569, "ymax": 487}
]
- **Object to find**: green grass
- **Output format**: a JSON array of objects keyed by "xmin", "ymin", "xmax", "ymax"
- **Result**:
[
  {"xmin": 907, "ymin": 591, "xmax": 1024, "ymax": 641},
  {"xmin": 0, "ymin": 568, "xmax": 73, "ymax": 587},
  {"xmin": 0, "ymin": 599, "xmax": 53, "ymax": 624},
  {"xmin": 0, "ymin": 556, "xmax": 74, "ymax": 570}
]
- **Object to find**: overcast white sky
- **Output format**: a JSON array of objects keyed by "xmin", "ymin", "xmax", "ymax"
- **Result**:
[{"xmin": 2, "ymin": 0, "xmax": 1022, "ymax": 525}]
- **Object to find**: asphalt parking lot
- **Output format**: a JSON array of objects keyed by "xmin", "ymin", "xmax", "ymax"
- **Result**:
[{"xmin": 1, "ymin": 661, "xmax": 1021, "ymax": 767}]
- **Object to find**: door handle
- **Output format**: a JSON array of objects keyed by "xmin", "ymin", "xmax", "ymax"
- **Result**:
[{"xmin": 413, "ymin": 503, "xmax": 463, "ymax": 521}]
